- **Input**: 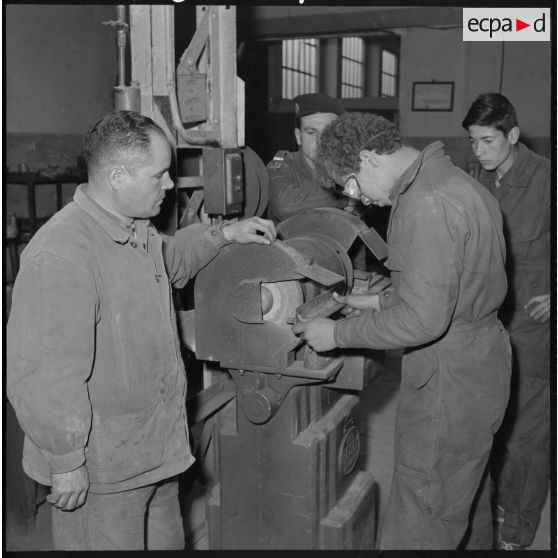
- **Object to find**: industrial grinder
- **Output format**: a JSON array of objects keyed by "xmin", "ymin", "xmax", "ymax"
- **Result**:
[{"xmin": 181, "ymin": 207, "xmax": 388, "ymax": 550}]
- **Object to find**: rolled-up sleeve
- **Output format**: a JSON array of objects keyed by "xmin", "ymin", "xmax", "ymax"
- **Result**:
[
  {"xmin": 335, "ymin": 194, "xmax": 464, "ymax": 350},
  {"xmin": 7, "ymin": 253, "xmax": 97, "ymax": 474}
]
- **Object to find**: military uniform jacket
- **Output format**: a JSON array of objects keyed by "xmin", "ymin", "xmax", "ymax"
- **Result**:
[
  {"xmin": 7, "ymin": 185, "xmax": 230, "ymax": 493},
  {"xmin": 266, "ymin": 149, "xmax": 347, "ymax": 223}
]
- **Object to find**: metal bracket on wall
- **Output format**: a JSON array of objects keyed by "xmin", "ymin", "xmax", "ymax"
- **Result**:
[{"xmin": 129, "ymin": 5, "xmax": 240, "ymax": 149}]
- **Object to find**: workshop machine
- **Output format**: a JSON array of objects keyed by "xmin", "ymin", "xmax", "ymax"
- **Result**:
[
  {"xmin": 121, "ymin": 5, "xmax": 389, "ymax": 548},
  {"xmin": 180, "ymin": 207, "xmax": 387, "ymax": 549}
]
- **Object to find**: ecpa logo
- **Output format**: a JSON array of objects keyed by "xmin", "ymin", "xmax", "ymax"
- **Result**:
[{"xmin": 463, "ymin": 8, "xmax": 550, "ymax": 41}]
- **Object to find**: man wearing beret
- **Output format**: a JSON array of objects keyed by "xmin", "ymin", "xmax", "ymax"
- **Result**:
[{"xmin": 266, "ymin": 93, "xmax": 349, "ymax": 223}]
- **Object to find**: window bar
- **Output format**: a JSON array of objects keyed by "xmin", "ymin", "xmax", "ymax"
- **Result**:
[
  {"xmin": 289, "ymin": 41, "xmax": 294, "ymax": 98},
  {"xmin": 286, "ymin": 42, "xmax": 290, "ymax": 99},
  {"xmin": 305, "ymin": 41, "xmax": 308, "ymax": 93},
  {"xmin": 295, "ymin": 40, "xmax": 299, "ymax": 97},
  {"xmin": 308, "ymin": 41, "xmax": 312, "ymax": 92}
]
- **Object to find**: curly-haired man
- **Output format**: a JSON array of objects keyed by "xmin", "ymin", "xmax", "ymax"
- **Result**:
[{"xmin": 293, "ymin": 112, "xmax": 512, "ymax": 549}]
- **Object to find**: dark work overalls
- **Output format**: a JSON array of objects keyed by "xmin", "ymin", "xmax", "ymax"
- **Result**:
[
  {"xmin": 480, "ymin": 143, "xmax": 551, "ymax": 548},
  {"xmin": 335, "ymin": 142, "xmax": 512, "ymax": 549}
]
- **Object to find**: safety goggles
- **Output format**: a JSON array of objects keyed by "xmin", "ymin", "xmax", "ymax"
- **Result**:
[{"xmin": 342, "ymin": 174, "xmax": 372, "ymax": 206}]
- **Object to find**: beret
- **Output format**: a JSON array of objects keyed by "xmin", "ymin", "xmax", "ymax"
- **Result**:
[{"xmin": 293, "ymin": 93, "xmax": 345, "ymax": 118}]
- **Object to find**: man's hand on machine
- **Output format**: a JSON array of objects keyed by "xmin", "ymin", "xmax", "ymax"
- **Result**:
[
  {"xmin": 47, "ymin": 464, "xmax": 89, "ymax": 511},
  {"xmin": 292, "ymin": 317, "xmax": 337, "ymax": 352},
  {"xmin": 222, "ymin": 217, "xmax": 276, "ymax": 245}
]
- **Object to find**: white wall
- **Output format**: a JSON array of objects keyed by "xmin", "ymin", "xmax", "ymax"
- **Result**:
[{"xmin": 398, "ymin": 26, "xmax": 551, "ymax": 141}]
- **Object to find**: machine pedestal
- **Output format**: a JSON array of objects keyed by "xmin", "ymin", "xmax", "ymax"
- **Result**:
[{"xmin": 206, "ymin": 383, "xmax": 376, "ymax": 549}]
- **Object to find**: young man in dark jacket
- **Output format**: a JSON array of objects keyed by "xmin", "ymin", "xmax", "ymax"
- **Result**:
[
  {"xmin": 463, "ymin": 93, "xmax": 550, "ymax": 550},
  {"xmin": 293, "ymin": 112, "xmax": 512, "ymax": 549}
]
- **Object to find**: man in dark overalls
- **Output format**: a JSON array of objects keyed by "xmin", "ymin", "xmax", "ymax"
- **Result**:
[
  {"xmin": 293, "ymin": 112, "xmax": 512, "ymax": 549},
  {"xmin": 463, "ymin": 93, "xmax": 550, "ymax": 550}
]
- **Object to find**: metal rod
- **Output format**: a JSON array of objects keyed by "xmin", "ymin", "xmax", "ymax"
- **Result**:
[{"xmin": 117, "ymin": 5, "xmax": 126, "ymax": 87}]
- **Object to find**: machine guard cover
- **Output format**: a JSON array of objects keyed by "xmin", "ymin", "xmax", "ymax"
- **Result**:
[
  {"xmin": 229, "ymin": 280, "xmax": 264, "ymax": 324},
  {"xmin": 359, "ymin": 228, "xmax": 388, "ymax": 262},
  {"xmin": 277, "ymin": 207, "xmax": 367, "ymax": 251}
]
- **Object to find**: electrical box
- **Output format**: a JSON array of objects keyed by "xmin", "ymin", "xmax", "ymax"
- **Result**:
[
  {"xmin": 202, "ymin": 148, "xmax": 244, "ymax": 216},
  {"xmin": 176, "ymin": 73, "xmax": 207, "ymax": 123}
]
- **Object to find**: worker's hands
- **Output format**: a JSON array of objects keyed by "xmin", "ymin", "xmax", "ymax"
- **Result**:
[
  {"xmin": 47, "ymin": 465, "xmax": 89, "ymax": 511},
  {"xmin": 524, "ymin": 293, "xmax": 550, "ymax": 323},
  {"xmin": 333, "ymin": 291, "xmax": 380, "ymax": 317},
  {"xmin": 336, "ymin": 273, "xmax": 391, "ymax": 316},
  {"xmin": 292, "ymin": 317, "xmax": 337, "ymax": 352},
  {"xmin": 222, "ymin": 217, "xmax": 276, "ymax": 245}
]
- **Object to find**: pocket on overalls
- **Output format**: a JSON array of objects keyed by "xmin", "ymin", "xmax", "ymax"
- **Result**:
[{"xmin": 402, "ymin": 344, "xmax": 438, "ymax": 389}]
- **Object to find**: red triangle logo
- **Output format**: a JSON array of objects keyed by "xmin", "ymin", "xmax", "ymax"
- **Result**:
[{"xmin": 516, "ymin": 19, "xmax": 530, "ymax": 31}]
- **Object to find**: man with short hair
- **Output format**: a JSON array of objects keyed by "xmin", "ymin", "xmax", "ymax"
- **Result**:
[
  {"xmin": 463, "ymin": 93, "xmax": 550, "ymax": 551},
  {"xmin": 7, "ymin": 110, "xmax": 276, "ymax": 550},
  {"xmin": 266, "ymin": 93, "xmax": 349, "ymax": 223},
  {"xmin": 293, "ymin": 112, "xmax": 512, "ymax": 549}
]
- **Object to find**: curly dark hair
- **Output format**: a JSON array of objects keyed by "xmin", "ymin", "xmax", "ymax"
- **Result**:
[
  {"xmin": 462, "ymin": 93, "xmax": 518, "ymax": 134},
  {"xmin": 316, "ymin": 112, "xmax": 405, "ymax": 180},
  {"xmin": 84, "ymin": 110, "xmax": 166, "ymax": 173}
]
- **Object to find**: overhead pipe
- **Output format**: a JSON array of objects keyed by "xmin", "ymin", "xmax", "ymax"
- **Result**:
[
  {"xmin": 103, "ymin": 5, "xmax": 140, "ymax": 112},
  {"xmin": 116, "ymin": 5, "xmax": 126, "ymax": 87}
]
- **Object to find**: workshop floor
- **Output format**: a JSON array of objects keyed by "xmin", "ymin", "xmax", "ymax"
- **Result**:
[{"xmin": 5, "ymin": 350, "xmax": 552, "ymax": 551}]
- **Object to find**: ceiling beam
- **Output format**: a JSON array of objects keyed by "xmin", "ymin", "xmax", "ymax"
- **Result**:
[{"xmin": 237, "ymin": 7, "xmax": 462, "ymax": 41}]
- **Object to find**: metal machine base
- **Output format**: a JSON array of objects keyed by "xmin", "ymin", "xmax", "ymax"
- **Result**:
[{"xmin": 205, "ymin": 384, "xmax": 376, "ymax": 550}]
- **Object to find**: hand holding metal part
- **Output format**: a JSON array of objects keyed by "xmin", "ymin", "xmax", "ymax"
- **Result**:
[
  {"xmin": 292, "ymin": 317, "xmax": 338, "ymax": 352},
  {"xmin": 292, "ymin": 269, "xmax": 392, "ymax": 351},
  {"xmin": 335, "ymin": 272, "xmax": 392, "ymax": 317}
]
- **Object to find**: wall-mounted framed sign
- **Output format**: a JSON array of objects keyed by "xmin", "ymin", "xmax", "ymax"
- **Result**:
[{"xmin": 412, "ymin": 81, "xmax": 454, "ymax": 112}]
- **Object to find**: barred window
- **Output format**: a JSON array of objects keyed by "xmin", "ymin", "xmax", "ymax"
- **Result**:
[
  {"xmin": 341, "ymin": 37, "xmax": 364, "ymax": 98},
  {"xmin": 281, "ymin": 38, "xmax": 318, "ymax": 99},
  {"xmin": 380, "ymin": 49, "xmax": 398, "ymax": 98}
]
